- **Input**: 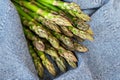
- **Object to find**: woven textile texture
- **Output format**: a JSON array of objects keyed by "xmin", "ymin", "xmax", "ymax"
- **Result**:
[{"xmin": 0, "ymin": 0, "xmax": 120, "ymax": 80}]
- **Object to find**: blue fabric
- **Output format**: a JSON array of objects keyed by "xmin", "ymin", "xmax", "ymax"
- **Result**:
[{"xmin": 0, "ymin": 0, "xmax": 120, "ymax": 80}]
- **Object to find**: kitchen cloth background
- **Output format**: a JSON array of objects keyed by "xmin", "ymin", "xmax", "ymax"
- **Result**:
[{"xmin": 0, "ymin": 0, "xmax": 120, "ymax": 80}]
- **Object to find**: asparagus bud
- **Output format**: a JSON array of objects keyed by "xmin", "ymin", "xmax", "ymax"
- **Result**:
[
  {"xmin": 24, "ymin": 27, "xmax": 45, "ymax": 51},
  {"xmin": 57, "ymin": 47, "xmax": 78, "ymax": 68},
  {"xmin": 59, "ymin": 25, "xmax": 73, "ymax": 37},
  {"xmin": 73, "ymin": 42, "xmax": 88, "ymax": 52},
  {"xmin": 51, "ymin": 31, "xmax": 74, "ymax": 50},
  {"xmin": 67, "ymin": 26, "xmax": 94, "ymax": 41},
  {"xmin": 45, "ymin": 44, "xmax": 66, "ymax": 72},
  {"xmin": 35, "ymin": 48, "xmax": 56, "ymax": 76}
]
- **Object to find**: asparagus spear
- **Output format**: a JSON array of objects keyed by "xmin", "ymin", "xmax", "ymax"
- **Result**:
[
  {"xmin": 22, "ymin": 7, "xmax": 73, "ymax": 37},
  {"xmin": 27, "ymin": 1, "xmax": 93, "ymax": 40},
  {"xmin": 15, "ymin": 1, "xmax": 93, "ymax": 41},
  {"xmin": 44, "ymin": 44, "xmax": 66, "ymax": 72},
  {"xmin": 74, "ymin": 18, "xmax": 94, "ymax": 35},
  {"xmin": 14, "ymin": 0, "xmax": 73, "ymax": 26},
  {"xmin": 21, "ymin": 6, "xmax": 74, "ymax": 37},
  {"xmin": 35, "ymin": 1, "xmax": 93, "ymax": 36},
  {"xmin": 22, "ymin": 6, "xmax": 93, "ymax": 41},
  {"xmin": 22, "ymin": 7, "xmax": 61, "ymax": 33},
  {"xmin": 21, "ymin": 5, "xmax": 88, "ymax": 53},
  {"xmin": 14, "ymin": 4, "xmax": 60, "ymax": 49},
  {"xmin": 35, "ymin": 0, "xmax": 91, "ymax": 31},
  {"xmin": 40, "ymin": 38, "xmax": 77, "ymax": 68},
  {"xmin": 24, "ymin": 27, "xmax": 45, "ymax": 51},
  {"xmin": 74, "ymin": 18, "xmax": 89, "ymax": 31},
  {"xmin": 59, "ymin": 25, "xmax": 73, "ymax": 37},
  {"xmin": 26, "ymin": 25, "xmax": 88, "ymax": 53},
  {"xmin": 28, "ymin": 43, "xmax": 44, "ymax": 78},
  {"xmin": 57, "ymin": 47, "xmax": 77, "ymax": 68},
  {"xmin": 67, "ymin": 25, "xmax": 94, "ymax": 41},
  {"xmin": 34, "ymin": 47, "xmax": 56, "ymax": 76},
  {"xmin": 86, "ymin": 27, "xmax": 94, "ymax": 36},
  {"xmin": 51, "ymin": 30, "xmax": 74, "ymax": 50},
  {"xmin": 73, "ymin": 36, "xmax": 85, "ymax": 42},
  {"xmin": 61, "ymin": 41, "xmax": 88, "ymax": 52},
  {"xmin": 22, "ymin": 18, "xmax": 60, "ymax": 48},
  {"xmin": 30, "ymin": 0, "xmax": 60, "ymax": 13},
  {"xmin": 37, "ymin": 0, "xmax": 90, "ymax": 21},
  {"xmin": 35, "ymin": 0, "xmax": 67, "ymax": 17},
  {"xmin": 25, "ymin": 26, "xmax": 76, "ymax": 69},
  {"xmin": 30, "ymin": 0, "xmax": 92, "ymax": 34},
  {"xmin": 73, "ymin": 42, "xmax": 88, "ymax": 52},
  {"xmin": 23, "ymin": 25, "xmax": 66, "ymax": 72}
]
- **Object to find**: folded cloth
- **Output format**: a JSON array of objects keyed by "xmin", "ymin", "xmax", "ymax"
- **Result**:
[
  {"xmin": 0, "ymin": 0, "xmax": 39, "ymax": 80},
  {"xmin": 0, "ymin": 0, "xmax": 120, "ymax": 80}
]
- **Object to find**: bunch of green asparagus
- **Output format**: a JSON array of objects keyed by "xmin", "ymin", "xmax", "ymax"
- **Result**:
[{"xmin": 12, "ymin": 0, "xmax": 94, "ymax": 79}]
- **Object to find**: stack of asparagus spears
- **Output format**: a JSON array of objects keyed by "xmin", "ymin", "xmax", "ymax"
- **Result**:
[{"xmin": 12, "ymin": 0, "xmax": 94, "ymax": 79}]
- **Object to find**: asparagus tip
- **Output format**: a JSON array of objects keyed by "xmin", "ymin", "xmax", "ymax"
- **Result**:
[
  {"xmin": 87, "ymin": 27, "xmax": 94, "ymax": 36},
  {"xmin": 56, "ymin": 58, "xmax": 66, "ymax": 72},
  {"xmin": 33, "ymin": 40, "xmax": 45, "ymax": 51},
  {"xmin": 42, "ymin": 59, "xmax": 56, "ymax": 76},
  {"xmin": 66, "ymin": 60, "xmax": 77, "ymax": 68},
  {"xmin": 74, "ymin": 43, "xmax": 88, "ymax": 52}
]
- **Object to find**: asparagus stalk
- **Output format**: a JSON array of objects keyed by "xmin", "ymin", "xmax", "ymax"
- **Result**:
[
  {"xmin": 73, "ymin": 42, "xmax": 88, "ymax": 52},
  {"xmin": 36, "ymin": 1, "xmax": 93, "ymax": 36},
  {"xmin": 35, "ymin": 0, "xmax": 91, "ymax": 31},
  {"xmin": 74, "ymin": 18, "xmax": 89, "ymax": 31},
  {"xmin": 14, "ymin": 4, "xmax": 60, "ymax": 49},
  {"xmin": 74, "ymin": 18, "xmax": 94, "ymax": 35},
  {"xmin": 23, "ymin": 25, "xmax": 66, "ymax": 72},
  {"xmin": 51, "ymin": 30, "xmax": 74, "ymax": 50},
  {"xmin": 28, "ymin": 43, "xmax": 44, "ymax": 78},
  {"xmin": 73, "ymin": 36, "xmax": 85, "ymax": 42},
  {"xmin": 29, "ymin": 0, "xmax": 93, "ymax": 34},
  {"xmin": 22, "ymin": 6, "xmax": 93, "ymax": 41},
  {"xmin": 35, "ymin": 0, "xmax": 66, "ymax": 16},
  {"xmin": 57, "ymin": 47, "xmax": 77, "ymax": 68},
  {"xmin": 67, "ymin": 25, "xmax": 94, "ymax": 41},
  {"xmin": 44, "ymin": 44, "xmax": 66, "ymax": 72},
  {"xmin": 14, "ymin": 0, "xmax": 73, "ymax": 26},
  {"xmin": 30, "ymin": 0, "xmax": 60, "ymax": 13},
  {"xmin": 22, "ymin": 7, "xmax": 88, "ymax": 53},
  {"xmin": 24, "ymin": 27, "xmax": 45, "ymax": 51},
  {"xmin": 22, "ymin": 7, "xmax": 73, "ymax": 37},
  {"xmin": 12, "ymin": 0, "xmax": 95, "ymax": 78},
  {"xmin": 22, "ymin": 7, "xmax": 61, "ymax": 33},
  {"xmin": 22, "ymin": 17, "xmax": 60, "ymax": 49},
  {"xmin": 34, "ymin": 47, "xmax": 56, "ymax": 76},
  {"xmin": 23, "ymin": 18, "xmax": 77, "ymax": 68},
  {"xmin": 61, "ymin": 41, "xmax": 88, "ymax": 52},
  {"xmin": 37, "ymin": 0, "xmax": 90, "ymax": 21},
  {"xmin": 40, "ymin": 38, "xmax": 77, "ymax": 68},
  {"xmin": 59, "ymin": 25, "xmax": 73, "ymax": 37},
  {"xmin": 15, "ymin": 1, "xmax": 93, "ymax": 41}
]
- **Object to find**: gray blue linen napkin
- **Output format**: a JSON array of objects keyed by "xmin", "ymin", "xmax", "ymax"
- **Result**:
[{"xmin": 0, "ymin": 0, "xmax": 120, "ymax": 80}]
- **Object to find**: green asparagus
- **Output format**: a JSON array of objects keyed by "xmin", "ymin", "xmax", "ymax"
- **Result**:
[
  {"xmin": 44, "ymin": 44, "xmax": 66, "ymax": 72},
  {"xmin": 34, "ymin": 48, "xmax": 56, "ymax": 76},
  {"xmin": 24, "ymin": 27, "xmax": 45, "ymax": 51},
  {"xmin": 12, "ymin": 0, "xmax": 94, "ymax": 78},
  {"xmin": 14, "ymin": 0, "xmax": 73, "ymax": 26},
  {"xmin": 22, "ymin": 7, "xmax": 61, "ymax": 33},
  {"xmin": 28, "ymin": 43, "xmax": 44, "ymax": 78},
  {"xmin": 37, "ymin": 0, "xmax": 90, "ymax": 21}
]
